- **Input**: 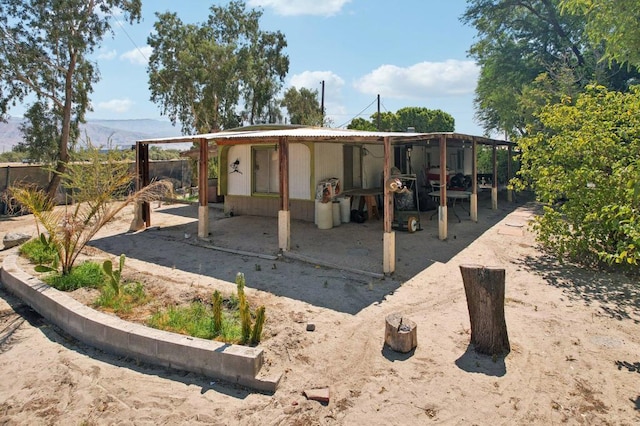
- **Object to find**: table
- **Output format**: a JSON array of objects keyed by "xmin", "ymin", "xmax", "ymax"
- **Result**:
[
  {"xmin": 342, "ymin": 188, "xmax": 383, "ymax": 220},
  {"xmin": 428, "ymin": 191, "xmax": 471, "ymax": 223}
]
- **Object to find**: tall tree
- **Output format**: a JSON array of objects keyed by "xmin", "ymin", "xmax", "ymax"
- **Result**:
[
  {"xmin": 462, "ymin": 0, "xmax": 639, "ymax": 137},
  {"xmin": 0, "ymin": 0, "xmax": 142, "ymax": 200},
  {"xmin": 280, "ymin": 87, "xmax": 322, "ymax": 126},
  {"xmin": 348, "ymin": 108, "xmax": 454, "ymax": 132},
  {"xmin": 561, "ymin": 0, "xmax": 640, "ymax": 69},
  {"xmin": 148, "ymin": 1, "xmax": 289, "ymax": 134}
]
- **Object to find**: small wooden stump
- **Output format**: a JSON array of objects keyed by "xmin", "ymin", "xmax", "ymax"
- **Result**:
[{"xmin": 384, "ymin": 312, "xmax": 417, "ymax": 353}]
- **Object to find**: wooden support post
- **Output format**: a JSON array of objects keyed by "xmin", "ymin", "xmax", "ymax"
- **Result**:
[
  {"xmin": 383, "ymin": 136, "xmax": 395, "ymax": 274},
  {"xmin": 198, "ymin": 138, "xmax": 209, "ymax": 238},
  {"xmin": 136, "ymin": 142, "xmax": 151, "ymax": 228},
  {"xmin": 459, "ymin": 264, "xmax": 510, "ymax": 356},
  {"xmin": 507, "ymin": 144, "xmax": 514, "ymax": 202},
  {"xmin": 492, "ymin": 143, "xmax": 498, "ymax": 210},
  {"xmin": 471, "ymin": 138, "xmax": 478, "ymax": 222},
  {"xmin": 438, "ymin": 135, "xmax": 448, "ymax": 240},
  {"xmin": 278, "ymin": 136, "xmax": 290, "ymax": 251}
]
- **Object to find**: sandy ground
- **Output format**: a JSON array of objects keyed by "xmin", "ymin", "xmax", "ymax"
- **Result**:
[{"xmin": 0, "ymin": 196, "xmax": 639, "ymax": 425}]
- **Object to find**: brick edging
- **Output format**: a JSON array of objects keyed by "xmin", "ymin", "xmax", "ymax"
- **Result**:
[{"xmin": 0, "ymin": 256, "xmax": 280, "ymax": 392}]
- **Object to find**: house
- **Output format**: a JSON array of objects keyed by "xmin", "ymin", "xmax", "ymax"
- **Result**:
[{"xmin": 136, "ymin": 125, "xmax": 515, "ymax": 274}]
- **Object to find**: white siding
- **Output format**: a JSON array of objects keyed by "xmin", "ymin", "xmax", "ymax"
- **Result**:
[
  {"xmin": 289, "ymin": 143, "xmax": 311, "ymax": 200},
  {"xmin": 227, "ymin": 145, "xmax": 251, "ymax": 196},
  {"xmin": 362, "ymin": 144, "xmax": 384, "ymax": 188},
  {"xmin": 314, "ymin": 143, "xmax": 343, "ymax": 185}
]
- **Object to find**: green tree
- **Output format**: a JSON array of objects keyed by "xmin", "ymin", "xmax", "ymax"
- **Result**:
[
  {"xmin": 0, "ymin": 0, "xmax": 142, "ymax": 200},
  {"xmin": 515, "ymin": 85, "xmax": 640, "ymax": 269},
  {"xmin": 280, "ymin": 87, "xmax": 323, "ymax": 125},
  {"xmin": 561, "ymin": 0, "xmax": 640, "ymax": 69},
  {"xmin": 15, "ymin": 101, "xmax": 69, "ymax": 163},
  {"xmin": 148, "ymin": 1, "xmax": 289, "ymax": 134},
  {"xmin": 347, "ymin": 108, "xmax": 454, "ymax": 132},
  {"xmin": 461, "ymin": 0, "xmax": 639, "ymax": 137}
]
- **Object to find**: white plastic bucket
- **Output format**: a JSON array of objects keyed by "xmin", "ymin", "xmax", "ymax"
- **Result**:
[
  {"xmin": 316, "ymin": 201, "xmax": 333, "ymax": 230},
  {"xmin": 339, "ymin": 197, "xmax": 351, "ymax": 223},
  {"xmin": 332, "ymin": 201, "xmax": 341, "ymax": 227}
]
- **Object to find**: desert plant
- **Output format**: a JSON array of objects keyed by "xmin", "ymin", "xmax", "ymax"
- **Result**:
[
  {"xmin": 212, "ymin": 290, "xmax": 223, "ymax": 336},
  {"xmin": 96, "ymin": 281, "xmax": 148, "ymax": 314},
  {"xmin": 250, "ymin": 306, "xmax": 266, "ymax": 344},
  {"xmin": 19, "ymin": 233, "xmax": 58, "ymax": 266},
  {"xmin": 9, "ymin": 144, "xmax": 172, "ymax": 275},
  {"xmin": 102, "ymin": 254, "xmax": 126, "ymax": 297},
  {"xmin": 43, "ymin": 261, "xmax": 104, "ymax": 291},
  {"xmin": 236, "ymin": 272, "xmax": 252, "ymax": 343}
]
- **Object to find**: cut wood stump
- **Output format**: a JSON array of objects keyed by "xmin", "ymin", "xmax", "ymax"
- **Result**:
[
  {"xmin": 384, "ymin": 312, "xmax": 417, "ymax": 353},
  {"xmin": 459, "ymin": 264, "xmax": 510, "ymax": 356}
]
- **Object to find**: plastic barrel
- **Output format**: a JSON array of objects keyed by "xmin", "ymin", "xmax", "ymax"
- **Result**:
[
  {"xmin": 317, "ymin": 201, "xmax": 333, "ymax": 230},
  {"xmin": 339, "ymin": 197, "xmax": 351, "ymax": 223},
  {"xmin": 332, "ymin": 201, "xmax": 341, "ymax": 227}
]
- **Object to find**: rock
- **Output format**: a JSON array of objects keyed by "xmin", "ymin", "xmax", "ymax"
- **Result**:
[
  {"xmin": 303, "ymin": 388, "xmax": 330, "ymax": 403},
  {"xmin": 306, "ymin": 323, "xmax": 316, "ymax": 332},
  {"xmin": 2, "ymin": 232, "xmax": 31, "ymax": 250}
]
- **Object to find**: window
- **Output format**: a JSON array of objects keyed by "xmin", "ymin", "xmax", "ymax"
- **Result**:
[{"xmin": 253, "ymin": 146, "xmax": 279, "ymax": 194}]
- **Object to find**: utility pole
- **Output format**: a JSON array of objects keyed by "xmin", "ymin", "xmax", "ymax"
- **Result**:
[
  {"xmin": 377, "ymin": 94, "xmax": 381, "ymax": 130},
  {"xmin": 320, "ymin": 80, "xmax": 325, "ymax": 127}
]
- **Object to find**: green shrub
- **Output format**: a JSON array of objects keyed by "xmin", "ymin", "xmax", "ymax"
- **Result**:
[
  {"xmin": 19, "ymin": 235, "xmax": 58, "ymax": 265},
  {"xmin": 43, "ymin": 261, "xmax": 105, "ymax": 291},
  {"xmin": 95, "ymin": 282, "xmax": 148, "ymax": 313}
]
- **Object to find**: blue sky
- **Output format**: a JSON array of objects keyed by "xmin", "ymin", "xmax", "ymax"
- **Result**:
[{"xmin": 13, "ymin": 1, "xmax": 483, "ymax": 135}]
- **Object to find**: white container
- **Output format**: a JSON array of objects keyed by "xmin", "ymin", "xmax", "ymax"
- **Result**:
[
  {"xmin": 314, "ymin": 199, "xmax": 320, "ymax": 225},
  {"xmin": 339, "ymin": 197, "xmax": 351, "ymax": 223},
  {"xmin": 316, "ymin": 201, "xmax": 333, "ymax": 230},
  {"xmin": 332, "ymin": 201, "xmax": 341, "ymax": 227}
]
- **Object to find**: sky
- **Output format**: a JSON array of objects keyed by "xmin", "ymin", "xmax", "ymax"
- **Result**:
[{"xmin": 11, "ymin": 0, "xmax": 484, "ymax": 135}]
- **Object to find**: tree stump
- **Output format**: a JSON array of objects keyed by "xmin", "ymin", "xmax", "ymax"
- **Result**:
[
  {"xmin": 459, "ymin": 264, "xmax": 510, "ymax": 356},
  {"xmin": 384, "ymin": 312, "xmax": 417, "ymax": 353}
]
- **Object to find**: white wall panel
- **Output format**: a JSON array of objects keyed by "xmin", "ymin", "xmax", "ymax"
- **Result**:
[
  {"xmin": 314, "ymin": 143, "xmax": 343, "ymax": 184},
  {"xmin": 227, "ymin": 145, "xmax": 251, "ymax": 196},
  {"xmin": 289, "ymin": 143, "xmax": 311, "ymax": 200}
]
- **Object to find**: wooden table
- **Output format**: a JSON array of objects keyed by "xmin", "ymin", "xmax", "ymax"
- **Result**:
[
  {"xmin": 342, "ymin": 188, "xmax": 383, "ymax": 220},
  {"xmin": 429, "ymin": 191, "xmax": 471, "ymax": 222}
]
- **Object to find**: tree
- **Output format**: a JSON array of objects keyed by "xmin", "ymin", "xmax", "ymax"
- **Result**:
[
  {"xmin": 515, "ymin": 85, "xmax": 640, "ymax": 269},
  {"xmin": 147, "ymin": 1, "xmax": 289, "ymax": 134},
  {"xmin": 561, "ymin": 0, "xmax": 640, "ymax": 69},
  {"xmin": 10, "ymin": 145, "xmax": 172, "ymax": 275},
  {"xmin": 461, "ymin": 0, "xmax": 640, "ymax": 137},
  {"xmin": 15, "ymin": 101, "xmax": 70, "ymax": 163},
  {"xmin": 0, "ymin": 0, "xmax": 142, "ymax": 200},
  {"xmin": 347, "ymin": 107, "xmax": 454, "ymax": 132},
  {"xmin": 280, "ymin": 87, "xmax": 323, "ymax": 125}
]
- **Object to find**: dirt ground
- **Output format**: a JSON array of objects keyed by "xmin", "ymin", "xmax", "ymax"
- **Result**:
[{"xmin": 0, "ymin": 193, "xmax": 639, "ymax": 425}]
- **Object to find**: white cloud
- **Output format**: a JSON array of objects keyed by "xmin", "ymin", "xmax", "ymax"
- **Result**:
[
  {"xmin": 97, "ymin": 98, "xmax": 134, "ymax": 113},
  {"xmin": 354, "ymin": 60, "xmax": 479, "ymax": 99},
  {"xmin": 97, "ymin": 48, "xmax": 117, "ymax": 60},
  {"xmin": 287, "ymin": 70, "xmax": 347, "ymax": 125},
  {"xmin": 248, "ymin": 0, "xmax": 350, "ymax": 16},
  {"xmin": 120, "ymin": 45, "xmax": 152, "ymax": 65}
]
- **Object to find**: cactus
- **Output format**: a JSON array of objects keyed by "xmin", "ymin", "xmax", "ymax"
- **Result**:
[
  {"xmin": 212, "ymin": 290, "xmax": 222, "ymax": 336},
  {"xmin": 103, "ymin": 254, "xmax": 125, "ymax": 296},
  {"xmin": 250, "ymin": 306, "xmax": 266, "ymax": 344}
]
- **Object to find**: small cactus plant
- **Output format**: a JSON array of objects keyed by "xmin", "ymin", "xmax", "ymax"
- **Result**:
[{"xmin": 102, "ymin": 254, "xmax": 126, "ymax": 296}]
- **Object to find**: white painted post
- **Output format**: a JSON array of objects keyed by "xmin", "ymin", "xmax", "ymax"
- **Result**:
[
  {"xmin": 383, "ymin": 231, "xmax": 396, "ymax": 274},
  {"xmin": 278, "ymin": 210, "xmax": 290, "ymax": 251}
]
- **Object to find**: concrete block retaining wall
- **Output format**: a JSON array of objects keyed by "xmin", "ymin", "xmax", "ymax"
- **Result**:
[{"xmin": 0, "ymin": 256, "xmax": 280, "ymax": 392}]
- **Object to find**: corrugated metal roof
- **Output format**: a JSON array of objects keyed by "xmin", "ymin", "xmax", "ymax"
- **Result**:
[{"xmin": 137, "ymin": 126, "xmax": 513, "ymax": 146}]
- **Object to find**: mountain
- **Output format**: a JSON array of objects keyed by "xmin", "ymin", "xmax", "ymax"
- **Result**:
[{"xmin": 0, "ymin": 118, "xmax": 185, "ymax": 152}]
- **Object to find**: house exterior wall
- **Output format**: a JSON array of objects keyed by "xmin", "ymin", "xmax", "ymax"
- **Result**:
[
  {"xmin": 314, "ymin": 143, "xmax": 343, "ymax": 189},
  {"xmin": 363, "ymin": 144, "xmax": 384, "ymax": 189}
]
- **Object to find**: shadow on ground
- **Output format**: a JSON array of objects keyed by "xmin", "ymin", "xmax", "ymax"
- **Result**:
[
  {"xmin": 517, "ymin": 252, "xmax": 640, "ymax": 323},
  {"xmin": 90, "ymin": 191, "xmax": 533, "ymax": 315},
  {"xmin": 0, "ymin": 286, "xmax": 256, "ymax": 398}
]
